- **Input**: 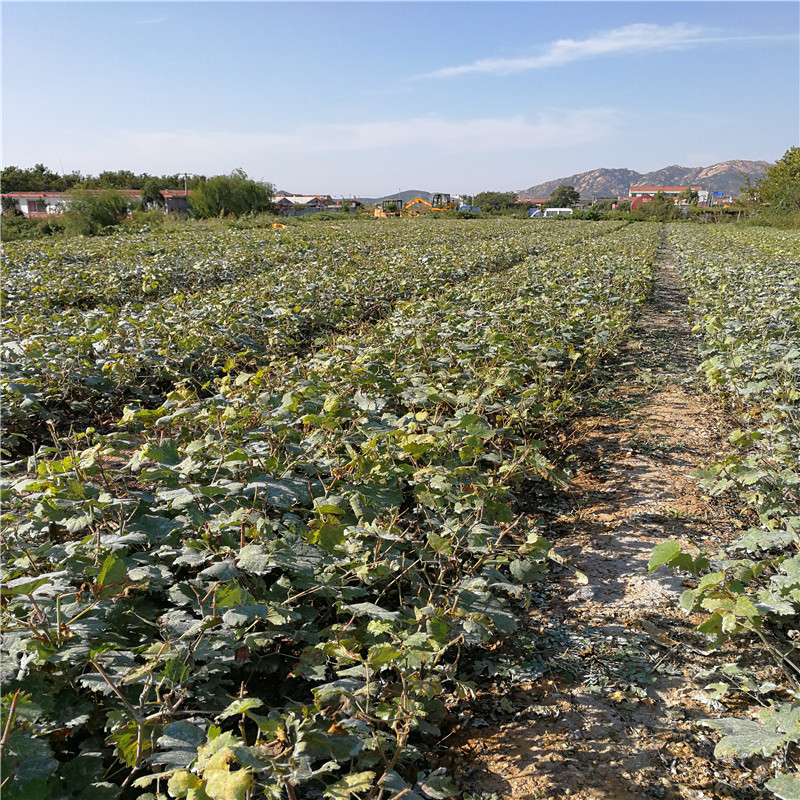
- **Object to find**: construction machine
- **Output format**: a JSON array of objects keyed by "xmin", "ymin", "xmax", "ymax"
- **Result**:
[
  {"xmin": 431, "ymin": 193, "xmax": 458, "ymax": 210},
  {"xmin": 373, "ymin": 199, "xmax": 404, "ymax": 218},
  {"xmin": 374, "ymin": 194, "xmax": 458, "ymax": 218},
  {"xmin": 402, "ymin": 193, "xmax": 459, "ymax": 215},
  {"xmin": 403, "ymin": 197, "xmax": 434, "ymax": 215}
]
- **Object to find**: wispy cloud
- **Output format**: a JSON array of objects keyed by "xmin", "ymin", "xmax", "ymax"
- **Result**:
[
  {"xmin": 420, "ymin": 23, "xmax": 794, "ymax": 78},
  {"xmin": 131, "ymin": 16, "xmax": 169, "ymax": 26},
  {"xmin": 114, "ymin": 108, "xmax": 621, "ymax": 162}
]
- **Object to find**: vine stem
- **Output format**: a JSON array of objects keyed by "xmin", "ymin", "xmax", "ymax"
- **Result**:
[
  {"xmin": 0, "ymin": 689, "xmax": 22, "ymax": 752},
  {"xmin": 90, "ymin": 660, "xmax": 141, "ymax": 721},
  {"xmin": 755, "ymin": 630, "xmax": 800, "ymax": 692}
]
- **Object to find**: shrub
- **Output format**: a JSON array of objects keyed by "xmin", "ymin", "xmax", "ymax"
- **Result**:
[
  {"xmin": 639, "ymin": 193, "xmax": 681, "ymax": 221},
  {"xmin": 62, "ymin": 190, "xmax": 130, "ymax": 236},
  {"xmin": 1, "ymin": 212, "xmax": 65, "ymax": 241},
  {"xmin": 36, "ymin": 216, "xmax": 65, "ymax": 236},
  {"xmin": 739, "ymin": 209, "xmax": 800, "ymax": 230},
  {"xmin": 1, "ymin": 215, "xmax": 39, "ymax": 242},
  {"xmin": 126, "ymin": 208, "xmax": 166, "ymax": 232}
]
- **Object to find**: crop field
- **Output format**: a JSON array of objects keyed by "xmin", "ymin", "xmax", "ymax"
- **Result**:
[
  {"xmin": 655, "ymin": 225, "xmax": 800, "ymax": 654},
  {"xmin": 1, "ymin": 219, "xmax": 798, "ymax": 800}
]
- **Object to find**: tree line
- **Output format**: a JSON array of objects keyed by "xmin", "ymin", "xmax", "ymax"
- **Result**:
[
  {"xmin": 0, "ymin": 163, "xmax": 206, "ymax": 195},
  {"xmin": 469, "ymin": 184, "xmax": 581, "ymax": 213},
  {"xmin": 2, "ymin": 147, "xmax": 797, "ymax": 234},
  {"xmin": 1, "ymin": 166, "xmax": 276, "ymax": 235},
  {"xmin": 2, "ymin": 164, "xmax": 274, "ymax": 215}
]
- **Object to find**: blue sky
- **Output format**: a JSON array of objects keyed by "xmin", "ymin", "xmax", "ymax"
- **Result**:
[{"xmin": 2, "ymin": 1, "xmax": 798, "ymax": 196}]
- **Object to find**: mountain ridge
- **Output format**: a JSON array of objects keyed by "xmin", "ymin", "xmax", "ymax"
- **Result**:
[{"xmin": 517, "ymin": 159, "xmax": 771, "ymax": 201}]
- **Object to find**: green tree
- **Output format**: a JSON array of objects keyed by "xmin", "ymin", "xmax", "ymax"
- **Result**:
[
  {"xmin": 547, "ymin": 185, "xmax": 580, "ymax": 208},
  {"xmin": 640, "ymin": 192, "xmax": 681, "ymax": 221},
  {"xmin": 190, "ymin": 169, "xmax": 274, "ymax": 218},
  {"xmin": 754, "ymin": 146, "xmax": 800, "ymax": 214},
  {"xmin": 1, "ymin": 195, "xmax": 23, "ymax": 216},
  {"xmin": 92, "ymin": 170, "xmax": 140, "ymax": 189},
  {"xmin": 473, "ymin": 191, "xmax": 517, "ymax": 212},
  {"xmin": 591, "ymin": 199, "xmax": 616, "ymax": 212},
  {"xmin": 1, "ymin": 163, "xmax": 69, "ymax": 192},
  {"xmin": 0, "ymin": 165, "xmax": 196, "ymax": 193},
  {"xmin": 140, "ymin": 178, "xmax": 165, "ymax": 210},
  {"xmin": 62, "ymin": 190, "xmax": 131, "ymax": 235}
]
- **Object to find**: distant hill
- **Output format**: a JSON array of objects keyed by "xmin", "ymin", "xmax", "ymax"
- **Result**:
[
  {"xmin": 356, "ymin": 190, "xmax": 433, "ymax": 205},
  {"xmin": 517, "ymin": 160, "xmax": 771, "ymax": 202}
]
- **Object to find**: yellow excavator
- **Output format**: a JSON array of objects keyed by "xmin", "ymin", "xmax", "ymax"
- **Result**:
[
  {"xmin": 402, "ymin": 193, "xmax": 458, "ymax": 216},
  {"xmin": 403, "ymin": 197, "xmax": 434, "ymax": 215},
  {"xmin": 374, "ymin": 193, "xmax": 459, "ymax": 218}
]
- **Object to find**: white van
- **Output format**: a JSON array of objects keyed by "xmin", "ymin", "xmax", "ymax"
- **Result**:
[{"xmin": 543, "ymin": 208, "xmax": 573, "ymax": 217}]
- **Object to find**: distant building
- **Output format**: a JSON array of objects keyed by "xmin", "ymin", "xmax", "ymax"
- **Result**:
[
  {"xmin": 629, "ymin": 185, "xmax": 701, "ymax": 198},
  {"xmin": 630, "ymin": 196, "xmax": 654, "ymax": 211},
  {"xmin": 1, "ymin": 191, "xmax": 68, "ymax": 216},
  {"xmin": 273, "ymin": 194, "xmax": 332, "ymax": 215},
  {"xmin": 275, "ymin": 192, "xmax": 333, "ymax": 203},
  {"xmin": 160, "ymin": 189, "xmax": 192, "ymax": 214},
  {"xmin": 0, "ymin": 189, "xmax": 201, "ymax": 217},
  {"xmin": 1, "ymin": 189, "xmax": 143, "ymax": 217}
]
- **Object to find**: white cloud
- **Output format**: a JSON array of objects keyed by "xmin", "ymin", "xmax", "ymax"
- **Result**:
[
  {"xmin": 114, "ymin": 108, "xmax": 620, "ymax": 165},
  {"xmin": 420, "ymin": 23, "xmax": 793, "ymax": 78}
]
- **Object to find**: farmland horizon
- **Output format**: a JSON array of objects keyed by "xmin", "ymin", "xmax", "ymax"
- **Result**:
[{"xmin": 1, "ymin": 156, "xmax": 775, "ymax": 202}]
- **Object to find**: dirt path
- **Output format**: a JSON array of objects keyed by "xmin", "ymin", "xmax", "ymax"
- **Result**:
[{"xmin": 442, "ymin": 253, "xmax": 774, "ymax": 799}]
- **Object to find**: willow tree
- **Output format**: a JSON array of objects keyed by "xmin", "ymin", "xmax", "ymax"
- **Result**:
[{"xmin": 191, "ymin": 169, "xmax": 274, "ymax": 218}]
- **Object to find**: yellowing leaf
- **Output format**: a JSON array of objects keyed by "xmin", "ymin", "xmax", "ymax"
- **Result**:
[
  {"xmin": 324, "ymin": 771, "xmax": 376, "ymax": 799},
  {"xmin": 204, "ymin": 767, "xmax": 253, "ymax": 800},
  {"xmin": 204, "ymin": 747, "xmax": 235, "ymax": 772},
  {"xmin": 167, "ymin": 770, "xmax": 208, "ymax": 800}
]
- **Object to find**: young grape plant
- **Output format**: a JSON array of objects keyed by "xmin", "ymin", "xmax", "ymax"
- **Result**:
[
  {"xmin": 649, "ymin": 224, "xmax": 800, "ymax": 798},
  {"xmin": 0, "ymin": 218, "xmax": 697, "ymax": 799}
]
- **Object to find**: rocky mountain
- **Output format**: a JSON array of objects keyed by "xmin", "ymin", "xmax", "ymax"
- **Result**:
[{"xmin": 517, "ymin": 160, "xmax": 771, "ymax": 202}]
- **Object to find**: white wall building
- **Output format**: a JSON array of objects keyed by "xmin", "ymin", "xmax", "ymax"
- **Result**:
[
  {"xmin": 2, "ymin": 192, "xmax": 69, "ymax": 216},
  {"xmin": 2, "ymin": 190, "xmax": 143, "ymax": 217}
]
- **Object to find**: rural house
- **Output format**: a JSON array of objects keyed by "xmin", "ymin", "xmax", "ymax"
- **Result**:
[
  {"xmin": 629, "ymin": 185, "xmax": 702, "ymax": 198},
  {"xmin": 272, "ymin": 194, "xmax": 331, "ymax": 215},
  {"xmin": 2, "ymin": 189, "xmax": 143, "ymax": 218},
  {"xmin": 1, "ymin": 189, "xmax": 196, "ymax": 217},
  {"xmin": 160, "ymin": 189, "xmax": 192, "ymax": 214}
]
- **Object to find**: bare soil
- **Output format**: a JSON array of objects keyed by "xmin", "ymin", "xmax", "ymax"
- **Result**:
[{"xmin": 439, "ymin": 256, "xmax": 778, "ymax": 799}]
